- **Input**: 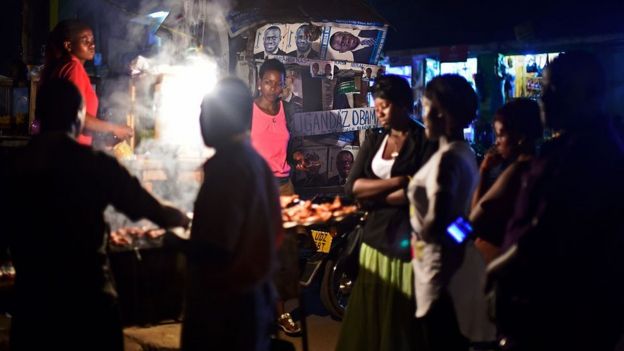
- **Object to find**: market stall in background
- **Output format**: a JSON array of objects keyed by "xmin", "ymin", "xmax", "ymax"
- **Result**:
[
  {"xmin": 243, "ymin": 19, "xmax": 388, "ymax": 197},
  {"xmin": 385, "ymin": 34, "xmax": 624, "ymax": 155}
]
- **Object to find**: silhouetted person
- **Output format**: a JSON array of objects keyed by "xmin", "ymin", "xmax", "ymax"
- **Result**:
[
  {"xmin": 488, "ymin": 51, "xmax": 624, "ymax": 351},
  {"xmin": 4, "ymin": 79, "xmax": 189, "ymax": 351},
  {"xmin": 470, "ymin": 98, "xmax": 543, "ymax": 264},
  {"xmin": 181, "ymin": 77, "xmax": 280, "ymax": 351}
]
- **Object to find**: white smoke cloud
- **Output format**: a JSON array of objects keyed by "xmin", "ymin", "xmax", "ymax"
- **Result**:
[{"xmin": 102, "ymin": 0, "xmax": 234, "ymax": 230}]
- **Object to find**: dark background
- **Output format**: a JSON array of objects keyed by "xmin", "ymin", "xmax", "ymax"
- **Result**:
[{"xmin": 2, "ymin": 0, "xmax": 624, "ymax": 75}]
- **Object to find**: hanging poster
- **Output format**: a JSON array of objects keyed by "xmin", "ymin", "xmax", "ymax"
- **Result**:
[
  {"xmin": 321, "ymin": 26, "xmax": 385, "ymax": 64},
  {"xmin": 285, "ymin": 23, "xmax": 323, "ymax": 59},
  {"xmin": 310, "ymin": 61, "xmax": 334, "ymax": 79},
  {"xmin": 327, "ymin": 146, "xmax": 359, "ymax": 186},
  {"xmin": 281, "ymin": 68, "xmax": 304, "ymax": 113},
  {"xmin": 253, "ymin": 24, "xmax": 289, "ymax": 59},
  {"xmin": 292, "ymin": 146, "xmax": 329, "ymax": 188}
]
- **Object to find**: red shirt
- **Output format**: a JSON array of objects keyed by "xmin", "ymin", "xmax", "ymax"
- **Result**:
[{"xmin": 53, "ymin": 56, "xmax": 98, "ymax": 145}]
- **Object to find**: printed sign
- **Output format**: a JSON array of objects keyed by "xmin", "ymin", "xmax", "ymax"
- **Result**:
[
  {"xmin": 286, "ymin": 23, "xmax": 323, "ymax": 59},
  {"xmin": 336, "ymin": 79, "xmax": 358, "ymax": 94},
  {"xmin": 253, "ymin": 24, "xmax": 289, "ymax": 59},
  {"xmin": 281, "ymin": 68, "xmax": 304, "ymax": 113},
  {"xmin": 310, "ymin": 61, "xmax": 334, "ymax": 79},
  {"xmin": 322, "ymin": 26, "xmax": 385, "ymax": 64},
  {"xmin": 289, "ymin": 108, "xmax": 379, "ymax": 137}
]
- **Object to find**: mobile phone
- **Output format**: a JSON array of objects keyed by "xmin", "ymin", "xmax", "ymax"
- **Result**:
[{"xmin": 446, "ymin": 217, "xmax": 473, "ymax": 244}]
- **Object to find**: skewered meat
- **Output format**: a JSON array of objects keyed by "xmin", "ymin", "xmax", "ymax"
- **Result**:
[{"xmin": 280, "ymin": 195, "xmax": 358, "ymax": 227}]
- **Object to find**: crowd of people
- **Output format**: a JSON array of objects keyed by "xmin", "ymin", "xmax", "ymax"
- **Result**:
[
  {"xmin": 1, "ymin": 17, "xmax": 623, "ymax": 351},
  {"xmin": 336, "ymin": 51, "xmax": 624, "ymax": 351}
]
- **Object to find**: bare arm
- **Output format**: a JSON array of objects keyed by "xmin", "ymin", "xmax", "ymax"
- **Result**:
[
  {"xmin": 471, "ymin": 151, "xmax": 503, "ymax": 209},
  {"xmin": 352, "ymin": 176, "xmax": 406, "ymax": 201},
  {"xmin": 471, "ymin": 173, "xmax": 489, "ymax": 209},
  {"xmin": 385, "ymin": 187, "xmax": 408, "ymax": 206}
]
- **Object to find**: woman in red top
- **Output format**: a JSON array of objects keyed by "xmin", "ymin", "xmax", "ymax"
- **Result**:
[{"xmin": 41, "ymin": 19, "xmax": 132, "ymax": 145}]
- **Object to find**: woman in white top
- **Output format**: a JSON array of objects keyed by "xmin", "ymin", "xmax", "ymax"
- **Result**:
[{"xmin": 404, "ymin": 74, "xmax": 480, "ymax": 351}]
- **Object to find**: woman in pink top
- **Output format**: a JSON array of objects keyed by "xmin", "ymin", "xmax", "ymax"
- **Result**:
[
  {"xmin": 251, "ymin": 59, "xmax": 295, "ymax": 195},
  {"xmin": 251, "ymin": 59, "xmax": 302, "ymax": 337},
  {"xmin": 40, "ymin": 19, "xmax": 132, "ymax": 146}
]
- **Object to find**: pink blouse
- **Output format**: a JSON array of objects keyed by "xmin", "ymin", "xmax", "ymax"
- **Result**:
[{"xmin": 250, "ymin": 101, "xmax": 291, "ymax": 178}]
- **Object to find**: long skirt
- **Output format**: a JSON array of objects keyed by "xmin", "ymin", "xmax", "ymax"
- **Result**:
[{"xmin": 335, "ymin": 243, "xmax": 420, "ymax": 351}]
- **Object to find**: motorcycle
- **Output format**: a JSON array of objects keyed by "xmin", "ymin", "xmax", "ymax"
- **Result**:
[{"xmin": 295, "ymin": 206, "xmax": 365, "ymax": 320}]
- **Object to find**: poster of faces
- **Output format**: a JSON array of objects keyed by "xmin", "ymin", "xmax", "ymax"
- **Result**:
[
  {"xmin": 287, "ymin": 23, "xmax": 323, "ymax": 59},
  {"xmin": 327, "ymin": 146, "xmax": 359, "ymax": 186},
  {"xmin": 254, "ymin": 23, "xmax": 386, "ymax": 65},
  {"xmin": 324, "ymin": 27, "xmax": 383, "ymax": 64},
  {"xmin": 281, "ymin": 68, "xmax": 304, "ymax": 113},
  {"xmin": 292, "ymin": 146, "xmax": 329, "ymax": 188},
  {"xmin": 310, "ymin": 61, "xmax": 334, "ymax": 79},
  {"xmin": 253, "ymin": 24, "xmax": 288, "ymax": 59},
  {"xmin": 254, "ymin": 23, "xmax": 323, "ymax": 60}
]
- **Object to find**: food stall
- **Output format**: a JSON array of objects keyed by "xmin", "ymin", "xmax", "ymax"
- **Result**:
[
  {"xmin": 1, "ymin": 1, "xmax": 390, "ymax": 335},
  {"xmin": 104, "ymin": 2, "xmax": 393, "ymax": 327}
]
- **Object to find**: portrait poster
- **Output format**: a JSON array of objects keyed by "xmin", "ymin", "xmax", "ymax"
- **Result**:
[
  {"xmin": 285, "ymin": 23, "xmax": 323, "ymax": 59},
  {"xmin": 321, "ymin": 78, "xmax": 337, "ymax": 111},
  {"xmin": 320, "ymin": 26, "xmax": 386, "ymax": 64},
  {"xmin": 292, "ymin": 146, "xmax": 329, "ymax": 188},
  {"xmin": 327, "ymin": 146, "xmax": 359, "ymax": 184},
  {"xmin": 281, "ymin": 67, "xmax": 304, "ymax": 114},
  {"xmin": 360, "ymin": 65, "xmax": 383, "ymax": 81},
  {"xmin": 253, "ymin": 24, "xmax": 289, "ymax": 59},
  {"xmin": 310, "ymin": 61, "xmax": 335, "ymax": 79}
]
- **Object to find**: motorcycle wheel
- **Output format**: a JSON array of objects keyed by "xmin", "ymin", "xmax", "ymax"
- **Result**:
[{"xmin": 320, "ymin": 248, "xmax": 355, "ymax": 320}]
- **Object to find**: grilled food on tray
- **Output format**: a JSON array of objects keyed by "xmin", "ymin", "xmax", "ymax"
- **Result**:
[
  {"xmin": 110, "ymin": 227, "xmax": 166, "ymax": 246},
  {"xmin": 280, "ymin": 195, "xmax": 358, "ymax": 227}
]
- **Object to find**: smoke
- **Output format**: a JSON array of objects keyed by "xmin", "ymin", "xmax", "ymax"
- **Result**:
[
  {"xmin": 105, "ymin": 138, "xmax": 215, "ymax": 231},
  {"xmin": 100, "ymin": 0, "xmax": 234, "ymax": 230}
]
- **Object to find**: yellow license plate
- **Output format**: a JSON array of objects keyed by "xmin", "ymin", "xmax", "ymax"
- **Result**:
[{"xmin": 311, "ymin": 230, "xmax": 333, "ymax": 253}]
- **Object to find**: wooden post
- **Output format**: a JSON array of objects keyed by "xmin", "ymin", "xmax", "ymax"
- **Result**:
[{"xmin": 127, "ymin": 79, "xmax": 136, "ymax": 152}]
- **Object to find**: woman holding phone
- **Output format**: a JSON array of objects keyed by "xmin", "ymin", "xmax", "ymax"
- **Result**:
[{"xmin": 405, "ymin": 74, "xmax": 479, "ymax": 350}]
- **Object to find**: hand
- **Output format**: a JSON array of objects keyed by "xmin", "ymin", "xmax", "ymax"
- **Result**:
[
  {"xmin": 162, "ymin": 205, "xmax": 191, "ymax": 229},
  {"xmin": 480, "ymin": 148, "xmax": 503, "ymax": 173},
  {"xmin": 111, "ymin": 124, "xmax": 134, "ymax": 140}
]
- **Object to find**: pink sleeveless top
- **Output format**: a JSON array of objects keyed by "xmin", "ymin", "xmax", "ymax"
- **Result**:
[{"xmin": 250, "ymin": 101, "xmax": 291, "ymax": 178}]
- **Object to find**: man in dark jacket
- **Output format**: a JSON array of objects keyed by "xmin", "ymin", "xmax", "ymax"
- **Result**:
[{"xmin": 3, "ymin": 79, "xmax": 189, "ymax": 351}]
